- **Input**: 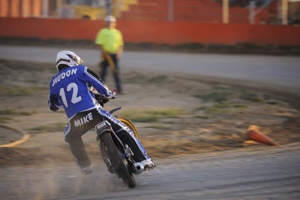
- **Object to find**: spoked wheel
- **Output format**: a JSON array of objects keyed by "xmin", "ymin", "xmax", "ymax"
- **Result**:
[
  {"xmin": 115, "ymin": 115, "xmax": 140, "ymax": 139},
  {"xmin": 99, "ymin": 131, "xmax": 136, "ymax": 188}
]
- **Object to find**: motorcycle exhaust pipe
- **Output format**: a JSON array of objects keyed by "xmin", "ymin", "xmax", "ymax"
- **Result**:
[{"xmin": 133, "ymin": 162, "xmax": 144, "ymax": 175}]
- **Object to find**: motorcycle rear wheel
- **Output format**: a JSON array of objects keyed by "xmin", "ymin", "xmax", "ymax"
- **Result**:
[{"xmin": 99, "ymin": 131, "xmax": 136, "ymax": 188}]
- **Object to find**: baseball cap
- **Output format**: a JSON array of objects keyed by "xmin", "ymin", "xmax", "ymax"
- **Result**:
[{"xmin": 105, "ymin": 15, "xmax": 116, "ymax": 22}]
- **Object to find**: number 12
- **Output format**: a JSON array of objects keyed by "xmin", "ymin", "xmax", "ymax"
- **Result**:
[{"xmin": 59, "ymin": 82, "xmax": 82, "ymax": 107}]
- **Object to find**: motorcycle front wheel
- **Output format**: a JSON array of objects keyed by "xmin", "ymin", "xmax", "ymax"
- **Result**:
[{"xmin": 99, "ymin": 131, "xmax": 136, "ymax": 188}]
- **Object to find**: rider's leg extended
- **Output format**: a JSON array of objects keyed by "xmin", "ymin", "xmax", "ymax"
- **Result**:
[
  {"xmin": 64, "ymin": 123, "xmax": 92, "ymax": 175},
  {"xmin": 65, "ymin": 109, "xmax": 105, "ymax": 174},
  {"xmin": 97, "ymin": 107, "xmax": 155, "ymax": 169}
]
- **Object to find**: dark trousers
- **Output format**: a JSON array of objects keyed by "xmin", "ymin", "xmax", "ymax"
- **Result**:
[
  {"xmin": 64, "ymin": 108, "xmax": 148, "ymax": 170},
  {"xmin": 100, "ymin": 53, "xmax": 122, "ymax": 94}
]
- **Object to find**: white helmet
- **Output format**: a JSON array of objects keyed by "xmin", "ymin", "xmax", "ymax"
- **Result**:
[
  {"xmin": 55, "ymin": 50, "xmax": 84, "ymax": 70},
  {"xmin": 105, "ymin": 15, "xmax": 116, "ymax": 22}
]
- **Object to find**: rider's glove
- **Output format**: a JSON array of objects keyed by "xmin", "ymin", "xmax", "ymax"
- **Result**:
[{"xmin": 107, "ymin": 90, "xmax": 116, "ymax": 99}]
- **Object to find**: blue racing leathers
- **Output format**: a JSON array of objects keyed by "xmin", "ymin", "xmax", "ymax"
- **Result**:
[
  {"xmin": 49, "ymin": 65, "xmax": 114, "ymax": 119},
  {"xmin": 48, "ymin": 65, "xmax": 150, "ymax": 169}
]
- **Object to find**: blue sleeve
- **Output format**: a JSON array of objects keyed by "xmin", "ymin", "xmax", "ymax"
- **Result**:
[
  {"xmin": 48, "ymin": 94, "xmax": 61, "ymax": 111},
  {"xmin": 83, "ymin": 67, "xmax": 114, "ymax": 98},
  {"xmin": 48, "ymin": 82, "xmax": 62, "ymax": 111}
]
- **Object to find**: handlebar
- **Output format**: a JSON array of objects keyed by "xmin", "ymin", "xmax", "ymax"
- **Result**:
[{"xmin": 94, "ymin": 93, "xmax": 115, "ymax": 107}]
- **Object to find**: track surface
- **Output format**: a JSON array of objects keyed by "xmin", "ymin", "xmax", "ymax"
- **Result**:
[
  {"xmin": 1, "ymin": 144, "xmax": 299, "ymax": 199},
  {"xmin": 0, "ymin": 45, "xmax": 300, "ymax": 199}
]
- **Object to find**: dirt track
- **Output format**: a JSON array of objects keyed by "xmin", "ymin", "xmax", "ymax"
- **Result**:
[
  {"xmin": 1, "ymin": 58, "xmax": 300, "ymax": 163},
  {"xmin": 0, "ymin": 47, "xmax": 300, "ymax": 199}
]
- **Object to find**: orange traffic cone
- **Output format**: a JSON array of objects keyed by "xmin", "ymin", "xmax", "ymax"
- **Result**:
[{"xmin": 246, "ymin": 125, "xmax": 279, "ymax": 146}]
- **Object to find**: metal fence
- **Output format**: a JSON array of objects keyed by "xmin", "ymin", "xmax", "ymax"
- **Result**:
[
  {"xmin": 0, "ymin": 0, "xmax": 299, "ymax": 25},
  {"xmin": 115, "ymin": 0, "xmax": 299, "ymax": 25}
]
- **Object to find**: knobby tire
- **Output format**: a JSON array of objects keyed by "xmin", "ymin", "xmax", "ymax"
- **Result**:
[{"xmin": 100, "ymin": 131, "xmax": 136, "ymax": 188}]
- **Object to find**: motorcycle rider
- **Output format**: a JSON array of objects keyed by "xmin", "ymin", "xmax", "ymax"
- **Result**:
[{"xmin": 48, "ymin": 50, "xmax": 155, "ymax": 174}]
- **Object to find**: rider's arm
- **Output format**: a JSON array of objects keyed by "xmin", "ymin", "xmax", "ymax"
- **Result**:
[
  {"xmin": 48, "ymin": 94, "xmax": 61, "ymax": 111},
  {"xmin": 87, "ymin": 68, "xmax": 105, "ymax": 85},
  {"xmin": 83, "ymin": 67, "xmax": 115, "ymax": 98}
]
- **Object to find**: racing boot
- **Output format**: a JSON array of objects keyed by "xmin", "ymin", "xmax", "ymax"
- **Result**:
[
  {"xmin": 141, "ymin": 159, "xmax": 156, "ymax": 170},
  {"xmin": 81, "ymin": 165, "xmax": 93, "ymax": 175}
]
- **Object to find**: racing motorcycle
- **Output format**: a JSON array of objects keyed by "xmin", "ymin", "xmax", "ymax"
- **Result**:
[{"xmin": 94, "ymin": 94, "xmax": 144, "ymax": 188}]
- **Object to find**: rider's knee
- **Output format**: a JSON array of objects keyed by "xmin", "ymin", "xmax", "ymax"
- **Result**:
[{"xmin": 65, "ymin": 130, "xmax": 80, "ymax": 143}]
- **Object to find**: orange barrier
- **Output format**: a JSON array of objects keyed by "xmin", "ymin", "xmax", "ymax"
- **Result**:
[{"xmin": 0, "ymin": 18, "xmax": 299, "ymax": 46}]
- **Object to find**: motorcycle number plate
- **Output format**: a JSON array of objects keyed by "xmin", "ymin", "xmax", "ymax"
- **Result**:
[{"xmin": 95, "ymin": 121, "xmax": 107, "ymax": 132}]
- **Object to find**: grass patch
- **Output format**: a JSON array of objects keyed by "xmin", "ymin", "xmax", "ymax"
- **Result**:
[
  {"xmin": 149, "ymin": 75, "xmax": 173, "ymax": 84},
  {"xmin": 126, "ymin": 75, "xmax": 172, "ymax": 85},
  {"xmin": 0, "ymin": 109, "xmax": 36, "ymax": 116},
  {"xmin": 239, "ymin": 91, "xmax": 263, "ymax": 102},
  {"xmin": 197, "ymin": 102, "xmax": 231, "ymax": 115},
  {"xmin": 145, "ymin": 124, "xmax": 170, "ymax": 130},
  {"xmin": 203, "ymin": 106, "xmax": 223, "ymax": 115},
  {"xmin": 0, "ymin": 109, "xmax": 37, "ymax": 122},
  {"xmin": 0, "ymin": 85, "xmax": 46, "ymax": 96},
  {"xmin": 193, "ymin": 91, "xmax": 233, "ymax": 103},
  {"xmin": 212, "ymin": 85, "xmax": 232, "ymax": 90},
  {"xmin": 196, "ymin": 102, "xmax": 248, "ymax": 116},
  {"xmin": 194, "ymin": 115, "xmax": 210, "ymax": 119},
  {"xmin": 29, "ymin": 122, "xmax": 66, "ymax": 133},
  {"xmin": 125, "ymin": 74, "xmax": 147, "ymax": 84},
  {"xmin": 123, "ymin": 108, "xmax": 182, "ymax": 122},
  {"xmin": 0, "ymin": 59, "xmax": 54, "ymax": 72},
  {"xmin": 0, "ymin": 116, "xmax": 14, "ymax": 123},
  {"xmin": 233, "ymin": 103, "xmax": 248, "ymax": 108}
]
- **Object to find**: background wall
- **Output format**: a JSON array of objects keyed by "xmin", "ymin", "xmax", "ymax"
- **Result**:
[{"xmin": 0, "ymin": 18, "xmax": 300, "ymax": 46}]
